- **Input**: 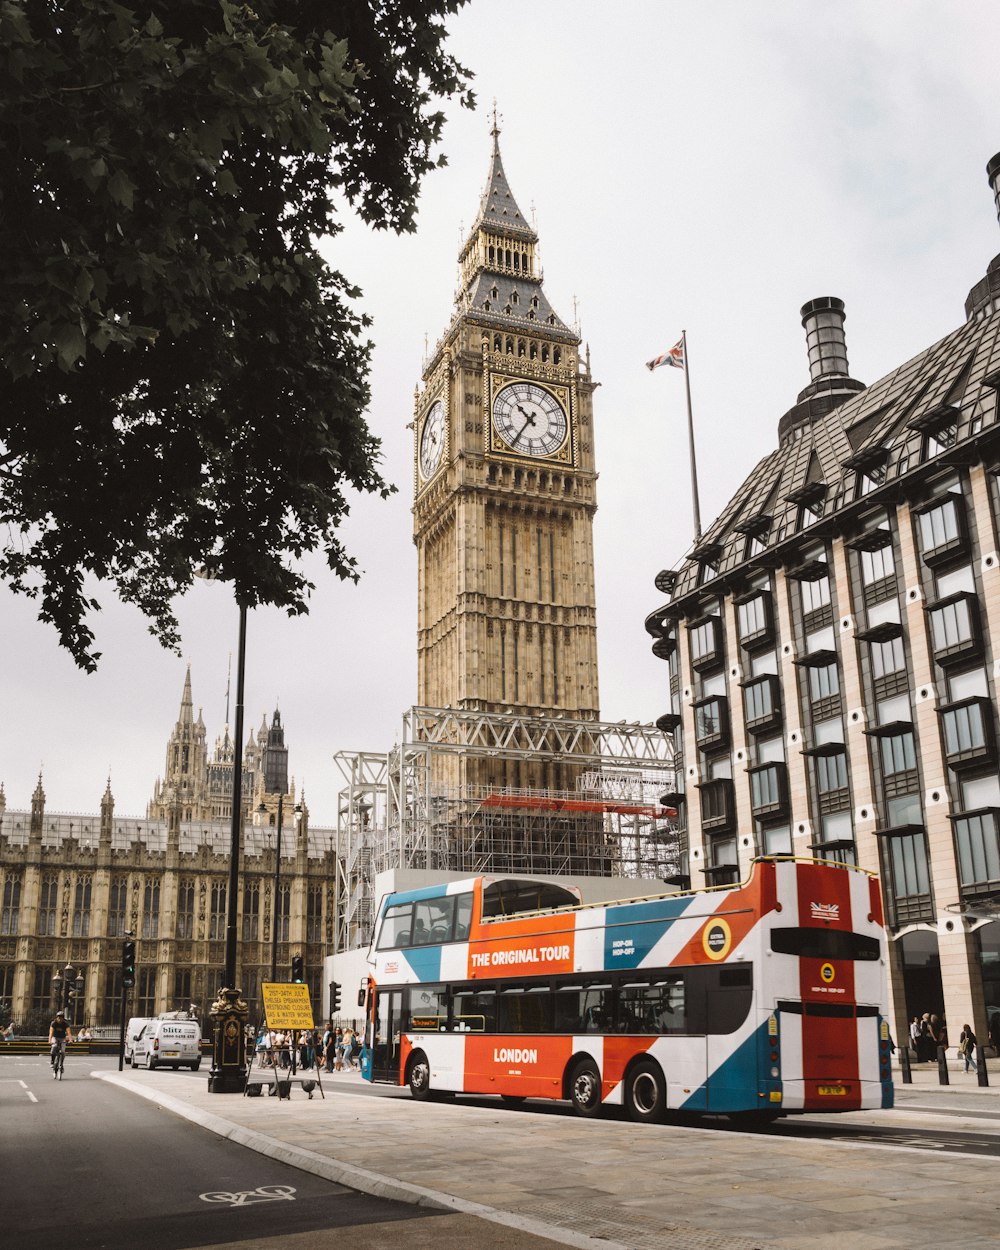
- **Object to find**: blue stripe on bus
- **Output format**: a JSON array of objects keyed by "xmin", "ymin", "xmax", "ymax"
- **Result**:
[
  {"xmin": 603, "ymin": 897, "xmax": 691, "ymax": 967},
  {"xmin": 680, "ymin": 1021, "xmax": 774, "ymax": 1114},
  {"xmin": 403, "ymin": 944, "xmax": 444, "ymax": 982}
]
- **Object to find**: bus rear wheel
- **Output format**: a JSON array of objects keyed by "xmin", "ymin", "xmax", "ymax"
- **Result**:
[
  {"xmin": 407, "ymin": 1051, "xmax": 431, "ymax": 1101},
  {"xmin": 625, "ymin": 1059, "xmax": 666, "ymax": 1124},
  {"xmin": 568, "ymin": 1058, "xmax": 602, "ymax": 1118}
]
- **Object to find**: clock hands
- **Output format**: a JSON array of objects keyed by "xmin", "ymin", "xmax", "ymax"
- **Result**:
[{"xmin": 513, "ymin": 403, "xmax": 538, "ymax": 445}]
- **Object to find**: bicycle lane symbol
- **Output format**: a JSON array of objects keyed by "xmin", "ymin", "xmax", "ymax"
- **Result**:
[{"xmin": 200, "ymin": 1185, "xmax": 296, "ymax": 1207}]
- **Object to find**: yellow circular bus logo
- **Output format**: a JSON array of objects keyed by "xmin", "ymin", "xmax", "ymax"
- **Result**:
[
  {"xmin": 702, "ymin": 918, "xmax": 732, "ymax": 961},
  {"xmin": 820, "ymin": 962, "xmax": 835, "ymax": 984}
]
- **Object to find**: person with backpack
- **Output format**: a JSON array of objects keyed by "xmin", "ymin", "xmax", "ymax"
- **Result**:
[{"xmin": 959, "ymin": 1023, "xmax": 978, "ymax": 1073}]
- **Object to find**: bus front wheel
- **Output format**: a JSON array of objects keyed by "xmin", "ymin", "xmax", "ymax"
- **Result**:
[
  {"xmin": 625, "ymin": 1059, "xmax": 666, "ymax": 1124},
  {"xmin": 407, "ymin": 1051, "xmax": 431, "ymax": 1101},
  {"xmin": 568, "ymin": 1058, "xmax": 602, "ymax": 1118}
]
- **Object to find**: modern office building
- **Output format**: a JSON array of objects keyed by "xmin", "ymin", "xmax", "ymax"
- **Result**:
[{"xmin": 646, "ymin": 153, "xmax": 1000, "ymax": 1039}]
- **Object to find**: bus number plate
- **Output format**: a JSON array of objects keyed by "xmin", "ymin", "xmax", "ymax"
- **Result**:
[{"xmin": 817, "ymin": 1084, "xmax": 847, "ymax": 1096}]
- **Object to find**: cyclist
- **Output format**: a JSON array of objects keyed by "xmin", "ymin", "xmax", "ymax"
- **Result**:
[{"xmin": 48, "ymin": 1009, "xmax": 73, "ymax": 1076}]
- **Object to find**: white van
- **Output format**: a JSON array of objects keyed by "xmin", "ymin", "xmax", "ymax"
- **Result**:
[
  {"xmin": 130, "ymin": 1015, "xmax": 203, "ymax": 1071},
  {"xmin": 124, "ymin": 1017, "xmax": 154, "ymax": 1067}
]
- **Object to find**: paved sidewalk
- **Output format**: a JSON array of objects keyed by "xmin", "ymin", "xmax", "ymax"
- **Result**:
[{"xmin": 96, "ymin": 1066, "xmax": 1000, "ymax": 1250}]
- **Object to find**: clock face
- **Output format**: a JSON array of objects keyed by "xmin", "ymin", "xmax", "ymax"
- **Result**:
[
  {"xmin": 419, "ymin": 400, "xmax": 445, "ymax": 479},
  {"xmin": 492, "ymin": 382, "xmax": 568, "ymax": 458}
]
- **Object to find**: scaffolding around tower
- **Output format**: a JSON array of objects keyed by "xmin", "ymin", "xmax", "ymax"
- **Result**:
[{"xmin": 333, "ymin": 706, "xmax": 679, "ymax": 953}]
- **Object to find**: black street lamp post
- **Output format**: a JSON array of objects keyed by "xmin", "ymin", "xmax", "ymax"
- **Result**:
[
  {"xmin": 51, "ymin": 963, "xmax": 84, "ymax": 1026},
  {"xmin": 208, "ymin": 600, "xmax": 250, "ymax": 1094}
]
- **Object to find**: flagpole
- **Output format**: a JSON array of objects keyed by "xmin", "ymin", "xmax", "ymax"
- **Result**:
[{"xmin": 681, "ymin": 330, "xmax": 703, "ymax": 541}]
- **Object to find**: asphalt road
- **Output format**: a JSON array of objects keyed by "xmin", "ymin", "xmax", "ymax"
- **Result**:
[{"xmin": 0, "ymin": 1055, "xmax": 568, "ymax": 1250}]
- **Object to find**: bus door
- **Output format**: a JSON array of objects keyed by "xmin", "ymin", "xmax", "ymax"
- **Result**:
[{"xmin": 371, "ymin": 988, "xmax": 404, "ymax": 1083}]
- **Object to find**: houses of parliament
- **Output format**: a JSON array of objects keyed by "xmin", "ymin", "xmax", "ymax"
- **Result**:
[{"xmin": 0, "ymin": 668, "xmax": 335, "ymax": 1027}]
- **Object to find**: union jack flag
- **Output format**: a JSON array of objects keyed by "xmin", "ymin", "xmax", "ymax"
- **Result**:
[
  {"xmin": 810, "ymin": 902, "xmax": 840, "ymax": 923},
  {"xmin": 646, "ymin": 338, "xmax": 685, "ymax": 372}
]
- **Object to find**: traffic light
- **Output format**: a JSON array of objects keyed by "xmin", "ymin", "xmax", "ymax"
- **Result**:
[
  {"xmin": 122, "ymin": 939, "xmax": 136, "ymax": 989},
  {"xmin": 329, "ymin": 980, "xmax": 341, "ymax": 1014},
  {"xmin": 291, "ymin": 955, "xmax": 304, "ymax": 983}
]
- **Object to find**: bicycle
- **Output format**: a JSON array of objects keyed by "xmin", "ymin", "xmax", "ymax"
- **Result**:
[{"xmin": 50, "ymin": 1041, "xmax": 65, "ymax": 1080}]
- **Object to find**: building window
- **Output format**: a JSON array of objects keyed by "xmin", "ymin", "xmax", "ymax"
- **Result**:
[
  {"xmin": 813, "ymin": 811, "xmax": 856, "ymax": 865},
  {"xmin": 103, "ymin": 967, "xmax": 123, "ymax": 1028},
  {"xmin": 698, "ymin": 779, "xmax": 735, "ymax": 833},
  {"xmin": 176, "ymin": 880, "xmax": 195, "ymax": 940},
  {"xmin": 881, "ymin": 828, "xmax": 932, "ymax": 926},
  {"xmin": 136, "ymin": 967, "xmax": 156, "ymax": 1017},
  {"xmin": 916, "ymin": 493, "xmax": 968, "ymax": 567},
  {"xmin": 693, "ymin": 696, "xmax": 730, "ymax": 753},
  {"xmin": 307, "ymin": 887, "xmax": 323, "ymax": 944},
  {"xmin": 800, "ymin": 575, "xmax": 831, "ymax": 615},
  {"xmin": 743, "ymin": 674, "xmax": 782, "ymax": 736},
  {"xmin": 276, "ymin": 883, "xmax": 290, "ymax": 944},
  {"xmin": 749, "ymin": 763, "xmax": 788, "ymax": 820},
  {"xmin": 688, "ymin": 616, "xmax": 723, "ymax": 673},
  {"xmin": 861, "ymin": 544, "xmax": 895, "ymax": 585},
  {"xmin": 0, "ymin": 964, "xmax": 15, "ymax": 1012},
  {"xmin": 870, "ymin": 635, "xmax": 906, "ymax": 679},
  {"xmin": 1, "ymin": 876, "xmax": 20, "ymax": 936},
  {"xmin": 174, "ymin": 968, "xmax": 192, "ymax": 1010},
  {"xmin": 940, "ymin": 698, "xmax": 996, "ymax": 770},
  {"xmin": 242, "ymin": 882, "xmax": 260, "ymax": 942},
  {"xmin": 705, "ymin": 834, "xmax": 739, "ymax": 885},
  {"xmin": 926, "ymin": 592, "xmax": 982, "ymax": 668},
  {"xmin": 72, "ymin": 878, "xmax": 92, "ymax": 938},
  {"xmin": 761, "ymin": 824, "xmax": 792, "ymax": 856},
  {"xmin": 808, "ymin": 661, "xmax": 840, "ymax": 702},
  {"xmin": 107, "ymin": 877, "xmax": 128, "ymax": 938},
  {"xmin": 210, "ymin": 883, "xmax": 227, "ymax": 941},
  {"xmin": 880, "ymin": 730, "xmax": 918, "ymax": 776},
  {"xmin": 816, "ymin": 751, "xmax": 849, "ymax": 794},
  {"xmin": 954, "ymin": 809, "xmax": 1000, "ymax": 891},
  {"xmin": 33, "ymin": 965, "xmax": 53, "ymax": 1013},
  {"xmin": 142, "ymin": 882, "xmax": 160, "ymax": 940},
  {"xmin": 736, "ymin": 590, "xmax": 774, "ymax": 651},
  {"xmin": 38, "ymin": 875, "xmax": 58, "ymax": 937}
]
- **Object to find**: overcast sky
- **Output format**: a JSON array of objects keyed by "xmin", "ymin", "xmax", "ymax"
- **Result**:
[{"xmin": 4, "ymin": 1, "xmax": 1000, "ymax": 823}]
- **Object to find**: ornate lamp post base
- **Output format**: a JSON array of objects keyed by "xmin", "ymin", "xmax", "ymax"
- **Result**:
[{"xmin": 207, "ymin": 986, "xmax": 248, "ymax": 1094}]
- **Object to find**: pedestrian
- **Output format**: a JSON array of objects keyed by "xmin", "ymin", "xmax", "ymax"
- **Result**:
[
  {"xmin": 342, "ymin": 1025, "xmax": 355, "ymax": 1070},
  {"xmin": 959, "ymin": 1023, "xmax": 978, "ymax": 1073},
  {"xmin": 323, "ymin": 1023, "xmax": 336, "ymax": 1073},
  {"xmin": 917, "ymin": 1013, "xmax": 933, "ymax": 1062},
  {"xmin": 334, "ymin": 1026, "xmax": 344, "ymax": 1071},
  {"xmin": 909, "ymin": 1015, "xmax": 921, "ymax": 1056}
]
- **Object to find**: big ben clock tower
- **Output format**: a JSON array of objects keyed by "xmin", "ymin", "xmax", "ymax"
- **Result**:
[{"xmin": 413, "ymin": 119, "xmax": 600, "ymax": 792}]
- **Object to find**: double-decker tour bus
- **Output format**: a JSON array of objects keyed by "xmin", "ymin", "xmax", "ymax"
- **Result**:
[{"xmin": 359, "ymin": 857, "xmax": 893, "ymax": 1124}]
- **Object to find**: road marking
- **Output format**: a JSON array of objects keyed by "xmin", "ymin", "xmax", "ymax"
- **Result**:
[
  {"xmin": 27, "ymin": 1091, "xmax": 37, "ymax": 1103},
  {"xmin": 200, "ymin": 1185, "xmax": 296, "ymax": 1207}
]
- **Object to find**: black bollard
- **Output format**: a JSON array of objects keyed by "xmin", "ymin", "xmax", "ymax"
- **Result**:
[
  {"xmin": 977, "ymin": 1044, "xmax": 989, "ymax": 1087},
  {"xmin": 899, "ymin": 1045, "xmax": 912, "ymax": 1083},
  {"xmin": 937, "ymin": 1044, "xmax": 950, "ymax": 1085}
]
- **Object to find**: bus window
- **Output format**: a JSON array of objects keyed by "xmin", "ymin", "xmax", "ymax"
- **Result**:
[
  {"xmin": 451, "ymin": 986, "xmax": 496, "ymax": 1032},
  {"xmin": 620, "ymin": 975, "xmax": 686, "ymax": 1035},
  {"xmin": 454, "ymin": 892, "xmax": 473, "ymax": 941},
  {"xmin": 412, "ymin": 896, "xmax": 455, "ymax": 945},
  {"xmin": 377, "ymin": 902, "xmax": 413, "ymax": 949},
  {"xmin": 705, "ymin": 965, "xmax": 753, "ymax": 1035},
  {"xmin": 553, "ymin": 982, "xmax": 613, "ymax": 1033},
  {"xmin": 498, "ymin": 984, "xmax": 550, "ymax": 1033},
  {"xmin": 407, "ymin": 984, "xmax": 447, "ymax": 1031},
  {"xmin": 771, "ymin": 928, "xmax": 880, "ymax": 961}
]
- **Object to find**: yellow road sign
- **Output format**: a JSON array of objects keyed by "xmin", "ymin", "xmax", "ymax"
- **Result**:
[{"xmin": 261, "ymin": 982, "xmax": 314, "ymax": 1030}]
